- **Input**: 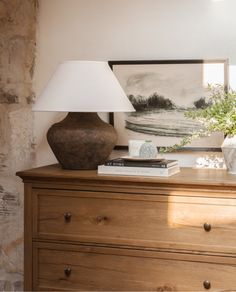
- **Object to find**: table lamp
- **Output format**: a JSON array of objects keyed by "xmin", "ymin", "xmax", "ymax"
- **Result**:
[{"xmin": 33, "ymin": 61, "xmax": 135, "ymax": 170}]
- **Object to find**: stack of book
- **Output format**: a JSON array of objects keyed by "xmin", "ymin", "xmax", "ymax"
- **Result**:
[{"xmin": 98, "ymin": 157, "xmax": 180, "ymax": 177}]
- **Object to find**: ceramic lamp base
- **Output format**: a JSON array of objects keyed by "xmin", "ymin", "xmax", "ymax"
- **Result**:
[{"xmin": 47, "ymin": 112, "xmax": 117, "ymax": 170}]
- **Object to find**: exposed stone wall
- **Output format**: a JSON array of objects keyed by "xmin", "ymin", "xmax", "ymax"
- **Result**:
[{"xmin": 0, "ymin": 0, "xmax": 37, "ymax": 290}]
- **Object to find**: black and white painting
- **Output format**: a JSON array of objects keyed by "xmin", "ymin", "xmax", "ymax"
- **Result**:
[{"xmin": 109, "ymin": 60, "xmax": 227, "ymax": 150}]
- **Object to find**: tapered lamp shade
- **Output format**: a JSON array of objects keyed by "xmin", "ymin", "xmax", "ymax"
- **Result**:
[
  {"xmin": 33, "ymin": 61, "xmax": 135, "ymax": 169},
  {"xmin": 33, "ymin": 61, "xmax": 134, "ymax": 112}
]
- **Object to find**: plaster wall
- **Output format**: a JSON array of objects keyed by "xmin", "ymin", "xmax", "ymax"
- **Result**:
[
  {"xmin": 0, "ymin": 0, "xmax": 37, "ymax": 289},
  {"xmin": 34, "ymin": 0, "xmax": 236, "ymax": 167}
]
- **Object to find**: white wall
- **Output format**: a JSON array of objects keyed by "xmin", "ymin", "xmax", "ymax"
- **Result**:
[{"xmin": 34, "ymin": 0, "xmax": 236, "ymax": 167}]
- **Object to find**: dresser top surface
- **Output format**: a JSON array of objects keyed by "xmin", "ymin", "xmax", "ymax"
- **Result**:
[{"xmin": 16, "ymin": 163, "xmax": 236, "ymax": 188}]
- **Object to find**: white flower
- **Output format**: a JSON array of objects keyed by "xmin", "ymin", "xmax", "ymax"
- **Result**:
[{"xmin": 209, "ymin": 117, "xmax": 217, "ymax": 124}]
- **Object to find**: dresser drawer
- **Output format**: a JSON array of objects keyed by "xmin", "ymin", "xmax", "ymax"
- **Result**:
[
  {"xmin": 33, "ymin": 189, "xmax": 236, "ymax": 253},
  {"xmin": 33, "ymin": 242, "xmax": 236, "ymax": 291}
]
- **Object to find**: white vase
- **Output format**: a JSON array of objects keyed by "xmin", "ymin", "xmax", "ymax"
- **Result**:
[{"xmin": 221, "ymin": 135, "xmax": 236, "ymax": 174}]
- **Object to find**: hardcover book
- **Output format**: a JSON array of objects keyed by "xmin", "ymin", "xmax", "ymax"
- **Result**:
[
  {"xmin": 98, "ymin": 164, "xmax": 180, "ymax": 177},
  {"xmin": 105, "ymin": 158, "xmax": 178, "ymax": 168}
]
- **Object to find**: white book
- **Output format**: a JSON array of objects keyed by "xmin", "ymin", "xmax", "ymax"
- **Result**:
[{"xmin": 97, "ymin": 164, "xmax": 180, "ymax": 177}]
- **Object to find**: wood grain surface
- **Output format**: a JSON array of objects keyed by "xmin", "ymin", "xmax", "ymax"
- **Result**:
[
  {"xmin": 33, "ymin": 188, "xmax": 236, "ymax": 255},
  {"xmin": 16, "ymin": 164, "xmax": 236, "ymax": 291},
  {"xmin": 17, "ymin": 163, "xmax": 236, "ymax": 188},
  {"xmin": 34, "ymin": 242, "xmax": 236, "ymax": 291}
]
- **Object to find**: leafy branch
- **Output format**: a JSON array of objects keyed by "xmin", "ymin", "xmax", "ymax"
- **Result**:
[{"xmin": 159, "ymin": 84, "xmax": 236, "ymax": 153}]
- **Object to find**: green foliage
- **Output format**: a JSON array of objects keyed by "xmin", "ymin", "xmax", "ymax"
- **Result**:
[
  {"xmin": 160, "ymin": 85, "xmax": 236, "ymax": 153},
  {"xmin": 186, "ymin": 85, "xmax": 236, "ymax": 136}
]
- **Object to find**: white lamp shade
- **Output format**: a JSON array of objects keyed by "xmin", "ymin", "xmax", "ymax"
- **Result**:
[{"xmin": 33, "ymin": 61, "xmax": 135, "ymax": 112}]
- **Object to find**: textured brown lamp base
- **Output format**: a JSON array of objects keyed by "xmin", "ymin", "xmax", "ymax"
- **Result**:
[{"xmin": 47, "ymin": 112, "xmax": 117, "ymax": 170}]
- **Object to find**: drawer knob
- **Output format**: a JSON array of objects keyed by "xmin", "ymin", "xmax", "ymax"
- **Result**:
[
  {"xmin": 96, "ymin": 215, "xmax": 108, "ymax": 223},
  {"xmin": 203, "ymin": 223, "xmax": 211, "ymax": 232},
  {"xmin": 203, "ymin": 280, "xmax": 211, "ymax": 289},
  {"xmin": 64, "ymin": 212, "xmax": 72, "ymax": 222},
  {"xmin": 64, "ymin": 267, "xmax": 72, "ymax": 277}
]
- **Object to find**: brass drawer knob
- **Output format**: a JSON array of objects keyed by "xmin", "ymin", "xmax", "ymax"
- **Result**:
[
  {"xmin": 64, "ymin": 267, "xmax": 72, "ymax": 277},
  {"xmin": 64, "ymin": 212, "xmax": 72, "ymax": 222},
  {"xmin": 203, "ymin": 223, "xmax": 211, "ymax": 232},
  {"xmin": 203, "ymin": 280, "xmax": 211, "ymax": 289}
]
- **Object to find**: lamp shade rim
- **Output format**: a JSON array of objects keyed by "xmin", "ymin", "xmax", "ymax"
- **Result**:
[
  {"xmin": 32, "ymin": 109, "xmax": 135, "ymax": 112},
  {"xmin": 60, "ymin": 60, "xmax": 108, "ymax": 64}
]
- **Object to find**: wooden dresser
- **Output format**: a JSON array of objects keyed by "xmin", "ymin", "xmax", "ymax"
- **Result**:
[{"xmin": 17, "ymin": 164, "xmax": 236, "ymax": 291}]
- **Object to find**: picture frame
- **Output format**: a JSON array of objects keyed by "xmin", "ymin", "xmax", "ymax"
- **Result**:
[{"xmin": 109, "ymin": 59, "xmax": 228, "ymax": 151}]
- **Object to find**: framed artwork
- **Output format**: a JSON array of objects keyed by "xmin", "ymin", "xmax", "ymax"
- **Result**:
[{"xmin": 109, "ymin": 59, "xmax": 228, "ymax": 151}]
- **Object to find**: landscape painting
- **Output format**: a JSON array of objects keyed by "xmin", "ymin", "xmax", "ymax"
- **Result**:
[{"xmin": 109, "ymin": 60, "xmax": 227, "ymax": 150}]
